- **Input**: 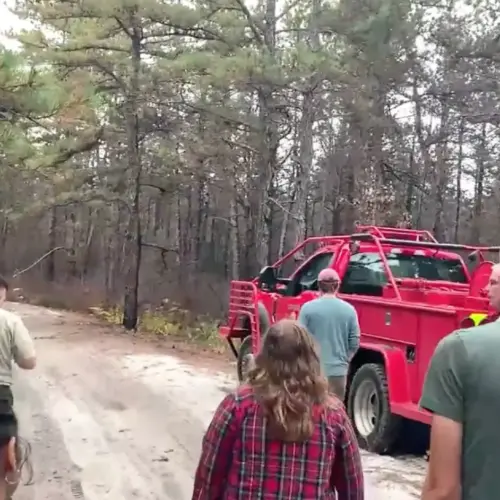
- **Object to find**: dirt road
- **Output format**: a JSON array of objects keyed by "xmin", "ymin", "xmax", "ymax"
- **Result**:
[{"xmin": 8, "ymin": 302, "xmax": 425, "ymax": 499}]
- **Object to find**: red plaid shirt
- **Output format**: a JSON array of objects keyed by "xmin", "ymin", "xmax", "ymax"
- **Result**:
[{"xmin": 192, "ymin": 385, "xmax": 364, "ymax": 500}]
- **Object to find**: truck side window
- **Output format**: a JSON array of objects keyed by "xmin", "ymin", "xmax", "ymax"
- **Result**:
[
  {"xmin": 339, "ymin": 252, "xmax": 386, "ymax": 296},
  {"xmin": 339, "ymin": 250, "xmax": 468, "ymax": 297},
  {"xmin": 290, "ymin": 252, "xmax": 334, "ymax": 295}
]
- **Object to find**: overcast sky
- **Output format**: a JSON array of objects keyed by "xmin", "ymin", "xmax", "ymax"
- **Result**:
[{"xmin": 0, "ymin": 0, "xmax": 28, "ymax": 49}]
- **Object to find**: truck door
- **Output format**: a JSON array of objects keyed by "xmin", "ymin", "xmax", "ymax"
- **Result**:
[{"xmin": 274, "ymin": 251, "xmax": 335, "ymax": 321}]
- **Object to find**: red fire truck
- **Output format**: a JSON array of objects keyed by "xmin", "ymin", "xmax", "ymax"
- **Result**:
[{"xmin": 218, "ymin": 225, "xmax": 499, "ymax": 454}]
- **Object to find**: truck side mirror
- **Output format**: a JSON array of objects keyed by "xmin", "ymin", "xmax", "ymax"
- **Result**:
[
  {"xmin": 467, "ymin": 251, "xmax": 480, "ymax": 272},
  {"xmin": 467, "ymin": 251, "xmax": 478, "ymax": 263},
  {"xmin": 258, "ymin": 266, "xmax": 277, "ymax": 290}
]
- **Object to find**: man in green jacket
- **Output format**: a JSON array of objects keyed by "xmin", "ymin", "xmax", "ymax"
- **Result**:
[{"xmin": 419, "ymin": 263, "xmax": 500, "ymax": 500}]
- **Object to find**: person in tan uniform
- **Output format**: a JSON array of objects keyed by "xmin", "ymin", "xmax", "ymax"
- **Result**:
[
  {"xmin": 0, "ymin": 276, "xmax": 36, "ymax": 376},
  {"xmin": 0, "ymin": 276, "xmax": 36, "ymax": 499}
]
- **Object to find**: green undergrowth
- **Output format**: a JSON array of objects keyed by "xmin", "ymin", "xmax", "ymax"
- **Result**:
[{"xmin": 89, "ymin": 301, "xmax": 227, "ymax": 353}]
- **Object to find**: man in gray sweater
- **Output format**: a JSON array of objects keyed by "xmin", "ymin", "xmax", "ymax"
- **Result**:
[{"xmin": 298, "ymin": 268, "xmax": 360, "ymax": 400}]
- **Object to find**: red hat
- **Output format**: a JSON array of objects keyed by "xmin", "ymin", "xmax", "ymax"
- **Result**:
[{"xmin": 318, "ymin": 268, "xmax": 339, "ymax": 282}]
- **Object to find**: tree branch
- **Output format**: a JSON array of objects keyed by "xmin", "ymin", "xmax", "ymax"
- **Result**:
[
  {"xmin": 142, "ymin": 242, "xmax": 179, "ymax": 269},
  {"xmin": 233, "ymin": 0, "xmax": 265, "ymax": 47},
  {"xmin": 141, "ymin": 242, "xmax": 178, "ymax": 254},
  {"xmin": 13, "ymin": 247, "xmax": 68, "ymax": 278}
]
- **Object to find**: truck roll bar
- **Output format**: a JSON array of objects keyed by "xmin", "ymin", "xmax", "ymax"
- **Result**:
[{"xmin": 351, "ymin": 233, "xmax": 500, "ymax": 254}]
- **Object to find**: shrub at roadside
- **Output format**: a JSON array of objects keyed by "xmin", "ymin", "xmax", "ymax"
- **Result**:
[
  {"xmin": 8, "ymin": 279, "xmax": 227, "ymax": 353},
  {"xmin": 89, "ymin": 300, "xmax": 226, "ymax": 353}
]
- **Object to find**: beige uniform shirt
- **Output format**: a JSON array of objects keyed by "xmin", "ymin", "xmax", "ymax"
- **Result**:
[{"xmin": 0, "ymin": 308, "xmax": 35, "ymax": 386}]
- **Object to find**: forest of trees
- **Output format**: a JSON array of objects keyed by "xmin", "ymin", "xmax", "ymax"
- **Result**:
[{"xmin": 1, "ymin": 0, "xmax": 499, "ymax": 327}]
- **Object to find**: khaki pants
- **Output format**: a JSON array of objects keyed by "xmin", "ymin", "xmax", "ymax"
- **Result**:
[{"xmin": 328, "ymin": 376, "xmax": 347, "ymax": 401}]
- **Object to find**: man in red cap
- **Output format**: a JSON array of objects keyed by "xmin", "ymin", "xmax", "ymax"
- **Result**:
[{"xmin": 298, "ymin": 267, "xmax": 360, "ymax": 400}]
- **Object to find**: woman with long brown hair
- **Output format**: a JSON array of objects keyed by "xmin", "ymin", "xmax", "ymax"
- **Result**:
[{"xmin": 192, "ymin": 319, "xmax": 364, "ymax": 499}]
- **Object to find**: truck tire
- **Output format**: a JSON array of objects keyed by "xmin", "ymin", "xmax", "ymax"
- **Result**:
[
  {"xmin": 237, "ymin": 303, "xmax": 270, "ymax": 382},
  {"xmin": 257, "ymin": 302, "xmax": 271, "ymax": 335},
  {"xmin": 347, "ymin": 363, "xmax": 402, "ymax": 454},
  {"xmin": 237, "ymin": 335, "xmax": 254, "ymax": 382}
]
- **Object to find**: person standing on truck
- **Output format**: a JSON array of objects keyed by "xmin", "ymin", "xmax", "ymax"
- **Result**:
[
  {"xmin": 192, "ymin": 319, "xmax": 364, "ymax": 500},
  {"xmin": 419, "ymin": 263, "xmax": 500, "ymax": 500},
  {"xmin": 298, "ymin": 268, "xmax": 360, "ymax": 400}
]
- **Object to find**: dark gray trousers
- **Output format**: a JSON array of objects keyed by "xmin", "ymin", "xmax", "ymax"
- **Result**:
[{"xmin": 328, "ymin": 376, "xmax": 347, "ymax": 401}]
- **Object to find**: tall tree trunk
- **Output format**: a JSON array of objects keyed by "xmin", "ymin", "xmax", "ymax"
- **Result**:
[
  {"xmin": 471, "ymin": 123, "xmax": 486, "ymax": 243},
  {"xmin": 454, "ymin": 119, "xmax": 464, "ymax": 242},
  {"xmin": 229, "ymin": 194, "xmax": 239, "ymax": 280},
  {"xmin": 46, "ymin": 207, "xmax": 57, "ymax": 281},
  {"xmin": 432, "ymin": 99, "xmax": 450, "ymax": 241},
  {"xmin": 122, "ymin": 17, "xmax": 143, "ymax": 331}
]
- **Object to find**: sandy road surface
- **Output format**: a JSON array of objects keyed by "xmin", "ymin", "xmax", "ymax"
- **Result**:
[{"xmin": 7, "ymin": 302, "xmax": 425, "ymax": 499}]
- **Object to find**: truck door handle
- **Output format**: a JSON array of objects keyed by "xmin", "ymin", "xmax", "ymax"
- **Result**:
[{"xmin": 385, "ymin": 311, "xmax": 391, "ymax": 326}]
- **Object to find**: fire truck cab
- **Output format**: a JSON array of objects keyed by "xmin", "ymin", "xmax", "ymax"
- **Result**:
[{"xmin": 219, "ymin": 225, "xmax": 499, "ymax": 454}]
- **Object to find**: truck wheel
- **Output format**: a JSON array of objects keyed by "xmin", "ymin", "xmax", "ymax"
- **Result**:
[
  {"xmin": 257, "ymin": 302, "xmax": 271, "ymax": 335},
  {"xmin": 237, "ymin": 303, "xmax": 270, "ymax": 382},
  {"xmin": 347, "ymin": 363, "xmax": 402, "ymax": 454},
  {"xmin": 237, "ymin": 336, "xmax": 254, "ymax": 382}
]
